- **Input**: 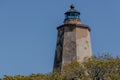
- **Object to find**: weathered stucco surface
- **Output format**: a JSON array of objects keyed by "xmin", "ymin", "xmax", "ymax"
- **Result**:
[
  {"xmin": 54, "ymin": 28, "xmax": 64, "ymax": 70},
  {"xmin": 64, "ymin": 18, "xmax": 81, "ymax": 24},
  {"xmin": 62, "ymin": 26, "xmax": 76, "ymax": 65},
  {"xmin": 54, "ymin": 24, "xmax": 92, "ymax": 70},
  {"xmin": 76, "ymin": 27, "xmax": 92, "ymax": 62}
]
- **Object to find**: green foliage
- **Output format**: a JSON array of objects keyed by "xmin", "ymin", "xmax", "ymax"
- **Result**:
[{"xmin": 2, "ymin": 55, "xmax": 120, "ymax": 80}]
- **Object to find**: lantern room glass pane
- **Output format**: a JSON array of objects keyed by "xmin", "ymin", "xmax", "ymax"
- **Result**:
[{"xmin": 65, "ymin": 12, "xmax": 79, "ymax": 19}]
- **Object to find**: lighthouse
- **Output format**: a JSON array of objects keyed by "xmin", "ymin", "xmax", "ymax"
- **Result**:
[{"xmin": 53, "ymin": 5, "xmax": 92, "ymax": 70}]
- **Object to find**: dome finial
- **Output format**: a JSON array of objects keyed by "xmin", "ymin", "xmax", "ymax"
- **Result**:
[{"xmin": 70, "ymin": 4, "xmax": 75, "ymax": 9}]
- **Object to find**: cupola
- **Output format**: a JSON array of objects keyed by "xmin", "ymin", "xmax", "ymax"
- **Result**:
[{"xmin": 64, "ymin": 5, "xmax": 81, "ymax": 24}]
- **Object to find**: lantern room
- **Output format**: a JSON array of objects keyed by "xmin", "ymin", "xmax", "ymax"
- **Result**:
[{"xmin": 64, "ymin": 5, "xmax": 80, "ymax": 20}]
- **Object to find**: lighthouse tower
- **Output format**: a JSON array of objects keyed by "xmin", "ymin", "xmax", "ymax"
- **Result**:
[{"xmin": 53, "ymin": 5, "xmax": 92, "ymax": 70}]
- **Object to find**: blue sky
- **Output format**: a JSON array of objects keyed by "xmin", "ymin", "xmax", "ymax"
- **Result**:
[{"xmin": 0, "ymin": 0, "xmax": 120, "ymax": 77}]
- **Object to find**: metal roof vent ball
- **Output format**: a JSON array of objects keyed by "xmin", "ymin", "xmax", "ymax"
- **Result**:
[{"xmin": 70, "ymin": 4, "xmax": 75, "ymax": 9}]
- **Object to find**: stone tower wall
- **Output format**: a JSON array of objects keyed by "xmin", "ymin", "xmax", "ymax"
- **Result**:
[
  {"xmin": 76, "ymin": 27, "xmax": 92, "ymax": 62},
  {"xmin": 54, "ymin": 28, "xmax": 64, "ymax": 70},
  {"xmin": 54, "ymin": 24, "xmax": 92, "ymax": 70},
  {"xmin": 62, "ymin": 26, "xmax": 76, "ymax": 66}
]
